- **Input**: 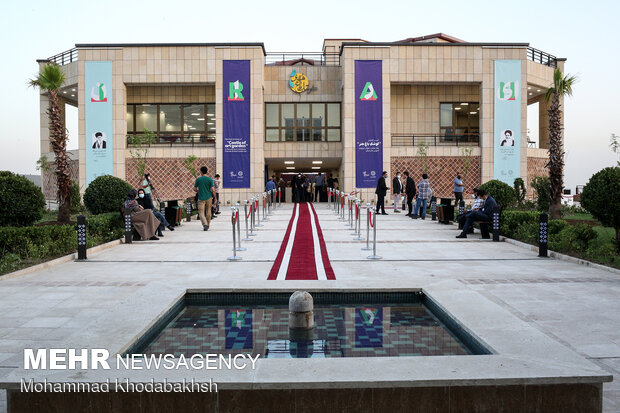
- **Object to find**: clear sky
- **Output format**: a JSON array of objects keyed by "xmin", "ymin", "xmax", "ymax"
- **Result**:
[{"xmin": 1, "ymin": 0, "xmax": 618, "ymax": 191}]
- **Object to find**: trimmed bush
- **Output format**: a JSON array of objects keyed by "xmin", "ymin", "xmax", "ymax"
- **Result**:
[
  {"xmin": 581, "ymin": 166, "xmax": 620, "ymax": 252},
  {"xmin": 87, "ymin": 212, "xmax": 123, "ymax": 242},
  {"xmin": 500, "ymin": 210, "xmax": 539, "ymax": 238},
  {"xmin": 530, "ymin": 175, "xmax": 551, "ymax": 212},
  {"xmin": 549, "ymin": 223, "xmax": 597, "ymax": 253},
  {"xmin": 478, "ymin": 179, "xmax": 516, "ymax": 211},
  {"xmin": 0, "ymin": 225, "xmax": 75, "ymax": 260},
  {"xmin": 83, "ymin": 175, "xmax": 133, "ymax": 215},
  {"xmin": 0, "ymin": 171, "xmax": 45, "ymax": 227}
]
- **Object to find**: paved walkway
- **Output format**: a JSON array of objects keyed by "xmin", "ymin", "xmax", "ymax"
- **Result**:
[{"xmin": 0, "ymin": 202, "xmax": 618, "ymax": 411}]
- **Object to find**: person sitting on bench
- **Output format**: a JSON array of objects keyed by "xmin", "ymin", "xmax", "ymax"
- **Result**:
[
  {"xmin": 123, "ymin": 189, "xmax": 160, "ymax": 241},
  {"xmin": 456, "ymin": 189, "xmax": 497, "ymax": 239},
  {"xmin": 137, "ymin": 188, "xmax": 174, "ymax": 237},
  {"xmin": 457, "ymin": 188, "xmax": 483, "ymax": 232}
]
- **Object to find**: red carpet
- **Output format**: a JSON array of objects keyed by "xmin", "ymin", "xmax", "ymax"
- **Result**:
[{"xmin": 268, "ymin": 203, "xmax": 335, "ymax": 280}]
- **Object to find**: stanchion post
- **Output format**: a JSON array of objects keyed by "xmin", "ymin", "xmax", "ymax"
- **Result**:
[
  {"xmin": 243, "ymin": 201, "xmax": 252, "ymax": 241},
  {"xmin": 539, "ymin": 213, "xmax": 548, "ymax": 257},
  {"xmin": 185, "ymin": 198, "xmax": 192, "ymax": 222},
  {"xmin": 255, "ymin": 196, "xmax": 262, "ymax": 227},
  {"xmin": 77, "ymin": 215, "xmax": 87, "ymax": 260},
  {"xmin": 235, "ymin": 203, "xmax": 246, "ymax": 251},
  {"xmin": 367, "ymin": 207, "xmax": 382, "ymax": 260},
  {"xmin": 431, "ymin": 197, "xmax": 437, "ymax": 221},
  {"xmin": 249, "ymin": 197, "xmax": 256, "ymax": 235},
  {"xmin": 124, "ymin": 211, "xmax": 132, "ymax": 244},
  {"xmin": 335, "ymin": 190, "xmax": 340, "ymax": 214},
  {"xmin": 362, "ymin": 203, "xmax": 372, "ymax": 250},
  {"xmin": 227, "ymin": 207, "xmax": 242, "ymax": 261},
  {"xmin": 262, "ymin": 192, "xmax": 269, "ymax": 221}
]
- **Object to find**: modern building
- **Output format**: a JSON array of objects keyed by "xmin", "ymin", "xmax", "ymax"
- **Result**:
[{"xmin": 37, "ymin": 34, "xmax": 563, "ymax": 203}]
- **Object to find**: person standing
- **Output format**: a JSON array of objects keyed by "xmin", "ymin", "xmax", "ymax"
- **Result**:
[
  {"xmin": 403, "ymin": 171, "xmax": 416, "ymax": 217},
  {"xmin": 454, "ymin": 174, "xmax": 464, "ymax": 206},
  {"xmin": 392, "ymin": 171, "xmax": 403, "ymax": 213},
  {"xmin": 265, "ymin": 176, "xmax": 276, "ymax": 201},
  {"xmin": 213, "ymin": 174, "xmax": 221, "ymax": 215},
  {"xmin": 141, "ymin": 173, "xmax": 155, "ymax": 210},
  {"xmin": 193, "ymin": 166, "xmax": 215, "ymax": 231},
  {"xmin": 315, "ymin": 172, "xmax": 324, "ymax": 202},
  {"xmin": 413, "ymin": 173, "xmax": 431, "ymax": 219},
  {"xmin": 277, "ymin": 176, "xmax": 286, "ymax": 203},
  {"xmin": 375, "ymin": 171, "xmax": 389, "ymax": 215}
]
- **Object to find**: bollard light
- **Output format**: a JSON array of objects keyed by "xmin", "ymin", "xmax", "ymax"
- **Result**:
[
  {"xmin": 492, "ymin": 209, "xmax": 500, "ymax": 242},
  {"xmin": 77, "ymin": 215, "xmax": 87, "ymax": 260},
  {"xmin": 124, "ymin": 212, "xmax": 132, "ymax": 244},
  {"xmin": 431, "ymin": 198, "xmax": 437, "ymax": 221},
  {"xmin": 539, "ymin": 213, "xmax": 548, "ymax": 257},
  {"xmin": 186, "ymin": 198, "xmax": 192, "ymax": 222}
]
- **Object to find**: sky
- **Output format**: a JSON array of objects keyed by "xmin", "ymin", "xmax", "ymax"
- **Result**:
[{"xmin": 1, "ymin": 0, "xmax": 618, "ymax": 191}]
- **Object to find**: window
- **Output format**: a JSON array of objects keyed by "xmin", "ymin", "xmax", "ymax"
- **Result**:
[
  {"xmin": 439, "ymin": 102, "xmax": 479, "ymax": 143},
  {"xmin": 126, "ymin": 103, "xmax": 215, "ymax": 145},
  {"xmin": 265, "ymin": 102, "xmax": 341, "ymax": 142}
]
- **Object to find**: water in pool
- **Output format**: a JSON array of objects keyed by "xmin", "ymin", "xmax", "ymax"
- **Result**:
[{"xmin": 140, "ymin": 303, "xmax": 472, "ymax": 358}]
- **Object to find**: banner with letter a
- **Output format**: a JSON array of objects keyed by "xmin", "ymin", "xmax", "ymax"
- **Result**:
[
  {"xmin": 85, "ymin": 61, "xmax": 113, "ymax": 185},
  {"xmin": 493, "ymin": 60, "xmax": 521, "ymax": 184},
  {"xmin": 223, "ymin": 60, "xmax": 251, "ymax": 188},
  {"xmin": 355, "ymin": 60, "xmax": 383, "ymax": 188}
]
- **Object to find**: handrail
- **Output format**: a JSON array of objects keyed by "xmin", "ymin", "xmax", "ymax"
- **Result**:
[
  {"xmin": 526, "ymin": 47, "xmax": 557, "ymax": 68},
  {"xmin": 265, "ymin": 52, "xmax": 340, "ymax": 66},
  {"xmin": 126, "ymin": 135, "xmax": 215, "ymax": 147},
  {"xmin": 392, "ymin": 134, "xmax": 479, "ymax": 147},
  {"xmin": 46, "ymin": 48, "xmax": 78, "ymax": 66}
]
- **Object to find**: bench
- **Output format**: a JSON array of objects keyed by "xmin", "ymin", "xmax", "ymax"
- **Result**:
[{"xmin": 475, "ymin": 207, "xmax": 501, "ymax": 241}]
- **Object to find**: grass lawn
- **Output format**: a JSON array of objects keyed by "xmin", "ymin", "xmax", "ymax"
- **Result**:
[{"xmin": 563, "ymin": 212, "xmax": 597, "ymax": 221}]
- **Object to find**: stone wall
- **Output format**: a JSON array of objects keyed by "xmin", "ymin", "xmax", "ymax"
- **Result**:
[
  {"xmin": 527, "ymin": 156, "xmax": 549, "ymax": 197},
  {"xmin": 125, "ymin": 157, "xmax": 216, "ymax": 200},
  {"xmin": 391, "ymin": 156, "xmax": 481, "ymax": 198}
]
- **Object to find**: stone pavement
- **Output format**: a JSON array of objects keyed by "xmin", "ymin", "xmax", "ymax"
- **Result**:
[{"xmin": 0, "ymin": 202, "xmax": 618, "ymax": 411}]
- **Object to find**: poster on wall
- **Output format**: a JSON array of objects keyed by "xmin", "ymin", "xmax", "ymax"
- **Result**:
[
  {"xmin": 355, "ymin": 60, "xmax": 383, "ymax": 188},
  {"xmin": 85, "ymin": 61, "xmax": 113, "ymax": 185},
  {"xmin": 493, "ymin": 60, "xmax": 522, "ymax": 184},
  {"xmin": 223, "ymin": 60, "xmax": 251, "ymax": 188}
]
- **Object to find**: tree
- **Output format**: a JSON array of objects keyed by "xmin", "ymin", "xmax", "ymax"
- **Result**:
[
  {"xmin": 545, "ymin": 68, "xmax": 577, "ymax": 219},
  {"xmin": 610, "ymin": 133, "xmax": 620, "ymax": 167},
  {"xmin": 530, "ymin": 175, "xmax": 551, "ymax": 213},
  {"xmin": 183, "ymin": 155, "xmax": 199, "ymax": 178},
  {"xmin": 478, "ymin": 179, "xmax": 516, "ymax": 211},
  {"xmin": 416, "ymin": 141, "xmax": 429, "ymax": 174},
  {"xmin": 128, "ymin": 129, "xmax": 156, "ymax": 183},
  {"xmin": 28, "ymin": 64, "xmax": 71, "ymax": 223},
  {"xmin": 580, "ymin": 167, "xmax": 620, "ymax": 253},
  {"xmin": 513, "ymin": 177, "xmax": 526, "ymax": 206}
]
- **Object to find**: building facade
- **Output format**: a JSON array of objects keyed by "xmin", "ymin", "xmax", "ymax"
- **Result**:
[{"xmin": 38, "ymin": 34, "xmax": 563, "ymax": 203}]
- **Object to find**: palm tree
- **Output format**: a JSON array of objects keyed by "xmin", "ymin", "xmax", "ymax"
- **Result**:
[
  {"xmin": 545, "ymin": 68, "xmax": 577, "ymax": 220},
  {"xmin": 29, "ymin": 64, "xmax": 72, "ymax": 223}
]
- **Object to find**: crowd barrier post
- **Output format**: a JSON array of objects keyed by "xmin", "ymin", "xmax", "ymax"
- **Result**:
[
  {"xmin": 347, "ymin": 196, "xmax": 354, "ymax": 230},
  {"xmin": 262, "ymin": 192, "xmax": 269, "ymax": 221},
  {"xmin": 243, "ymin": 200, "xmax": 253, "ymax": 241},
  {"xmin": 124, "ymin": 211, "xmax": 132, "ymax": 244},
  {"xmin": 255, "ymin": 196, "xmax": 262, "ymax": 227},
  {"xmin": 77, "ymin": 215, "xmax": 87, "ymax": 260},
  {"xmin": 539, "ymin": 213, "xmax": 548, "ymax": 257},
  {"xmin": 235, "ymin": 203, "xmax": 246, "ymax": 251},
  {"xmin": 335, "ymin": 190, "xmax": 340, "ymax": 214},
  {"xmin": 362, "ymin": 203, "xmax": 373, "ymax": 251},
  {"xmin": 353, "ymin": 199, "xmax": 363, "ymax": 240},
  {"xmin": 227, "ymin": 207, "xmax": 242, "ymax": 261},
  {"xmin": 367, "ymin": 207, "xmax": 382, "ymax": 260},
  {"xmin": 327, "ymin": 188, "xmax": 331, "ymax": 209}
]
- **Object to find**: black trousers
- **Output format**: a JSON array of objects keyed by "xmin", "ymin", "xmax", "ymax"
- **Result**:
[
  {"xmin": 406, "ymin": 194, "xmax": 414, "ymax": 215},
  {"xmin": 376, "ymin": 194, "xmax": 386, "ymax": 213},
  {"xmin": 454, "ymin": 192, "xmax": 464, "ymax": 205},
  {"xmin": 315, "ymin": 185, "xmax": 323, "ymax": 202}
]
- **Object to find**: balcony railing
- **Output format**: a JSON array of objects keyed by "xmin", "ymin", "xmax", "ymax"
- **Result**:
[
  {"xmin": 527, "ymin": 47, "xmax": 557, "ymax": 68},
  {"xmin": 47, "ymin": 48, "xmax": 78, "ymax": 66},
  {"xmin": 392, "ymin": 134, "xmax": 479, "ymax": 147},
  {"xmin": 265, "ymin": 52, "xmax": 340, "ymax": 66},
  {"xmin": 126, "ymin": 135, "xmax": 215, "ymax": 147}
]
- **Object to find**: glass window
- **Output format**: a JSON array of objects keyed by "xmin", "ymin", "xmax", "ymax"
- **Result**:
[
  {"xmin": 281, "ymin": 104, "xmax": 294, "ymax": 128},
  {"xmin": 126, "ymin": 105, "xmax": 134, "ymax": 133},
  {"xmin": 160, "ymin": 104, "xmax": 181, "ymax": 132},
  {"xmin": 135, "ymin": 104, "xmax": 157, "ymax": 132},
  {"xmin": 266, "ymin": 129, "xmax": 280, "ymax": 142},
  {"xmin": 327, "ymin": 129, "xmax": 340, "ymax": 142},
  {"xmin": 440, "ymin": 103, "xmax": 452, "ymax": 128},
  {"xmin": 266, "ymin": 104, "xmax": 279, "ymax": 127},
  {"xmin": 327, "ymin": 104, "xmax": 340, "ymax": 127},
  {"xmin": 183, "ymin": 104, "xmax": 205, "ymax": 132}
]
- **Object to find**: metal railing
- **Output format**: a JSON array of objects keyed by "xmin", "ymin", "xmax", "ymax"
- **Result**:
[
  {"xmin": 527, "ymin": 47, "xmax": 557, "ymax": 68},
  {"xmin": 265, "ymin": 52, "xmax": 340, "ymax": 66},
  {"xmin": 392, "ymin": 134, "xmax": 480, "ymax": 147},
  {"xmin": 47, "ymin": 48, "xmax": 78, "ymax": 66},
  {"xmin": 126, "ymin": 135, "xmax": 215, "ymax": 147}
]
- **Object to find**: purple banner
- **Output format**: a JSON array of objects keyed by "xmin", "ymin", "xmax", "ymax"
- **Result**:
[
  {"xmin": 355, "ymin": 60, "xmax": 383, "ymax": 188},
  {"xmin": 223, "ymin": 60, "xmax": 251, "ymax": 188}
]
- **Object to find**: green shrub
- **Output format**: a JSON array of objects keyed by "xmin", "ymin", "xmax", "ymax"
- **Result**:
[
  {"xmin": 70, "ymin": 181, "xmax": 82, "ymax": 214},
  {"xmin": 513, "ymin": 177, "xmax": 526, "ymax": 206},
  {"xmin": 86, "ymin": 212, "xmax": 123, "ymax": 242},
  {"xmin": 478, "ymin": 179, "xmax": 516, "ymax": 210},
  {"xmin": 549, "ymin": 223, "xmax": 597, "ymax": 253},
  {"xmin": 0, "ymin": 253, "xmax": 21, "ymax": 273},
  {"xmin": 530, "ymin": 175, "xmax": 551, "ymax": 213},
  {"xmin": 500, "ymin": 210, "xmax": 539, "ymax": 238},
  {"xmin": 0, "ymin": 225, "xmax": 75, "ymax": 260},
  {"xmin": 83, "ymin": 175, "xmax": 133, "ymax": 215},
  {"xmin": 0, "ymin": 171, "xmax": 46, "ymax": 227},
  {"xmin": 581, "ymin": 166, "xmax": 620, "ymax": 252}
]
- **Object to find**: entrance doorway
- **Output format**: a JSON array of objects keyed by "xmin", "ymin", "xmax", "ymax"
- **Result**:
[{"xmin": 265, "ymin": 157, "xmax": 341, "ymax": 203}]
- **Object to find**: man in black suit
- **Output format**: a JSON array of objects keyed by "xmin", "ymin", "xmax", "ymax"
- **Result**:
[
  {"xmin": 456, "ymin": 189, "xmax": 498, "ymax": 238},
  {"xmin": 392, "ymin": 171, "xmax": 403, "ymax": 213},
  {"xmin": 403, "ymin": 171, "xmax": 416, "ymax": 217},
  {"xmin": 375, "ymin": 171, "xmax": 389, "ymax": 215}
]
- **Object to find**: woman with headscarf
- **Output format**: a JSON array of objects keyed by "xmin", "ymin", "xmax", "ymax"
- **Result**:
[{"xmin": 123, "ymin": 189, "xmax": 160, "ymax": 241}]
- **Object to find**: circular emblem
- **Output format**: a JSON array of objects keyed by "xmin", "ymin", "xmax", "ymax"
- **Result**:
[{"xmin": 289, "ymin": 70, "xmax": 309, "ymax": 93}]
